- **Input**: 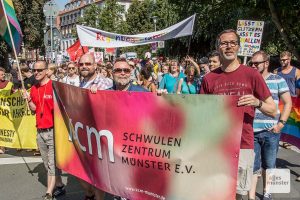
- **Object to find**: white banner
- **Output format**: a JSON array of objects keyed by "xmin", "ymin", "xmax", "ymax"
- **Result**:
[
  {"xmin": 77, "ymin": 15, "xmax": 196, "ymax": 48},
  {"xmin": 237, "ymin": 20, "xmax": 264, "ymax": 57}
]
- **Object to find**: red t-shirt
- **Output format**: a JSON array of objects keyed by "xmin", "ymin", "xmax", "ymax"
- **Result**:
[
  {"xmin": 30, "ymin": 80, "xmax": 54, "ymax": 129},
  {"xmin": 200, "ymin": 65, "xmax": 271, "ymax": 149}
]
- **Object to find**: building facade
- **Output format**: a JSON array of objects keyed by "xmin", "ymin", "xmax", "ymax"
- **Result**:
[{"xmin": 58, "ymin": 0, "xmax": 132, "ymax": 55}]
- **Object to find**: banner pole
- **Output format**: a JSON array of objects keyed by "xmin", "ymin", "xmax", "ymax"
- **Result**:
[
  {"xmin": 187, "ymin": 14, "xmax": 196, "ymax": 56},
  {"xmin": 243, "ymin": 56, "xmax": 247, "ymax": 65}
]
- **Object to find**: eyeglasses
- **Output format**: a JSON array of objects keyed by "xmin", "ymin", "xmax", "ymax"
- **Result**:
[
  {"xmin": 250, "ymin": 60, "xmax": 267, "ymax": 67},
  {"xmin": 33, "ymin": 68, "xmax": 46, "ymax": 72},
  {"xmin": 113, "ymin": 68, "xmax": 131, "ymax": 74},
  {"xmin": 79, "ymin": 62, "xmax": 93, "ymax": 67},
  {"xmin": 219, "ymin": 41, "xmax": 239, "ymax": 48}
]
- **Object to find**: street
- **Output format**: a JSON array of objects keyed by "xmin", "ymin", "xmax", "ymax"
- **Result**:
[{"xmin": 0, "ymin": 147, "xmax": 299, "ymax": 200}]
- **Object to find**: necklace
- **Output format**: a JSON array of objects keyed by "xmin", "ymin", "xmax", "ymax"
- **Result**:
[{"xmin": 37, "ymin": 81, "xmax": 48, "ymax": 118}]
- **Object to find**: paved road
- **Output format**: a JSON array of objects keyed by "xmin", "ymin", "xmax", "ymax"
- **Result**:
[{"xmin": 0, "ymin": 147, "xmax": 299, "ymax": 200}]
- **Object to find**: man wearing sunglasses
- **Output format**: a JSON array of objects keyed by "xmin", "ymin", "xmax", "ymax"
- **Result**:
[
  {"xmin": 79, "ymin": 54, "xmax": 113, "ymax": 93},
  {"xmin": 249, "ymin": 51, "xmax": 292, "ymax": 200},
  {"xmin": 108, "ymin": 58, "xmax": 147, "ymax": 200},
  {"xmin": 62, "ymin": 62, "xmax": 80, "ymax": 87},
  {"xmin": 109, "ymin": 58, "xmax": 148, "ymax": 92},
  {"xmin": 23, "ymin": 61, "xmax": 65, "ymax": 200},
  {"xmin": 277, "ymin": 51, "xmax": 300, "ymax": 97},
  {"xmin": 200, "ymin": 29, "xmax": 277, "ymax": 200}
]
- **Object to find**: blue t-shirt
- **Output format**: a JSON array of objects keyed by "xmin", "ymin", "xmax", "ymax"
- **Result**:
[
  {"xmin": 253, "ymin": 73, "xmax": 289, "ymax": 132},
  {"xmin": 180, "ymin": 78, "xmax": 199, "ymax": 94},
  {"xmin": 159, "ymin": 72, "xmax": 185, "ymax": 93},
  {"xmin": 109, "ymin": 82, "xmax": 149, "ymax": 92}
]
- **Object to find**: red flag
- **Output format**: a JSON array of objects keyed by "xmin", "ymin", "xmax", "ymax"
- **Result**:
[{"xmin": 66, "ymin": 40, "xmax": 88, "ymax": 62}]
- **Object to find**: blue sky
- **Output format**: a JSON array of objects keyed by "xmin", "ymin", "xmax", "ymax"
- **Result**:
[{"xmin": 55, "ymin": 0, "xmax": 68, "ymax": 10}]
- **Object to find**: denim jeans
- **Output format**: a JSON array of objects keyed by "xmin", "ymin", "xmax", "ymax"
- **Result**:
[{"xmin": 253, "ymin": 130, "xmax": 281, "ymax": 173}]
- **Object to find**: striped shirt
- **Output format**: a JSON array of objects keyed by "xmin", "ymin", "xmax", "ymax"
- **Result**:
[{"xmin": 253, "ymin": 73, "xmax": 289, "ymax": 132}]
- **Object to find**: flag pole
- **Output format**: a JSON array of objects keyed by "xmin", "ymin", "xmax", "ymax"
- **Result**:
[
  {"xmin": 187, "ymin": 14, "xmax": 196, "ymax": 56},
  {"xmin": 1, "ymin": 1, "xmax": 33, "ymax": 172},
  {"xmin": 0, "ymin": 0, "xmax": 28, "ymax": 104}
]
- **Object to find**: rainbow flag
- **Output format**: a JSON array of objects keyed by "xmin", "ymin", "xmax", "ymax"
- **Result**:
[
  {"xmin": 0, "ymin": 0, "xmax": 22, "ymax": 54},
  {"xmin": 280, "ymin": 97, "xmax": 300, "ymax": 148}
]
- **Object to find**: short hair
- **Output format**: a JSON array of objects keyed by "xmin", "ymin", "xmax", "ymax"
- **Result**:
[
  {"xmin": 215, "ymin": 29, "xmax": 240, "ymax": 49},
  {"xmin": 198, "ymin": 57, "xmax": 209, "ymax": 64},
  {"xmin": 20, "ymin": 63, "xmax": 30, "ymax": 73},
  {"xmin": 140, "ymin": 67, "xmax": 152, "ymax": 80},
  {"xmin": 113, "ymin": 57, "xmax": 129, "ymax": 68},
  {"xmin": 0, "ymin": 67, "xmax": 6, "ymax": 73},
  {"xmin": 208, "ymin": 50, "xmax": 220, "ymax": 58},
  {"xmin": 35, "ymin": 60, "xmax": 48, "ymax": 69},
  {"xmin": 67, "ymin": 62, "xmax": 76, "ymax": 68},
  {"xmin": 252, "ymin": 50, "xmax": 270, "ymax": 61},
  {"xmin": 280, "ymin": 51, "xmax": 292, "ymax": 58}
]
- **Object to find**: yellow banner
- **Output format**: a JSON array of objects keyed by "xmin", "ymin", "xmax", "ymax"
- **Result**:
[{"xmin": 0, "ymin": 90, "xmax": 37, "ymax": 149}]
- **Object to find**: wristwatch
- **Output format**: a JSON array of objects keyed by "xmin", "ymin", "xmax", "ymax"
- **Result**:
[
  {"xmin": 255, "ymin": 100, "xmax": 263, "ymax": 108},
  {"xmin": 279, "ymin": 120, "xmax": 287, "ymax": 125}
]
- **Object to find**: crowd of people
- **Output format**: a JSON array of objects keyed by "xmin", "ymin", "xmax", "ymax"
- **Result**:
[{"xmin": 1, "ymin": 29, "xmax": 300, "ymax": 200}]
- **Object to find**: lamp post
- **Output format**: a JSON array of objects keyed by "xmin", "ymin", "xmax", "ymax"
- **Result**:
[{"xmin": 43, "ymin": 0, "xmax": 58, "ymax": 62}]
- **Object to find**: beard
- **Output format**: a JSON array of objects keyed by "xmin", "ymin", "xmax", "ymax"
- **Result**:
[
  {"xmin": 80, "ymin": 68, "xmax": 94, "ymax": 78},
  {"xmin": 220, "ymin": 49, "xmax": 238, "ymax": 61},
  {"xmin": 114, "ymin": 76, "xmax": 130, "ymax": 86}
]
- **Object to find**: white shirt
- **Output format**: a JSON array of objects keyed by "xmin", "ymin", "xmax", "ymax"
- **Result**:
[{"xmin": 62, "ymin": 75, "xmax": 81, "ymax": 87}]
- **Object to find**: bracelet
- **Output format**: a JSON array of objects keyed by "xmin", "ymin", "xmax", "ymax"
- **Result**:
[
  {"xmin": 255, "ymin": 100, "xmax": 263, "ymax": 108},
  {"xmin": 279, "ymin": 120, "xmax": 287, "ymax": 125},
  {"xmin": 28, "ymin": 98, "xmax": 32, "ymax": 103}
]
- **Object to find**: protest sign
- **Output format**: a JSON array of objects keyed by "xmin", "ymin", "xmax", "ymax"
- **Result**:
[
  {"xmin": 53, "ymin": 82, "xmax": 244, "ymax": 200},
  {"xmin": 94, "ymin": 51, "xmax": 104, "ymax": 63},
  {"xmin": 0, "ymin": 90, "xmax": 37, "ymax": 149},
  {"xmin": 237, "ymin": 20, "xmax": 264, "ymax": 57},
  {"xmin": 77, "ymin": 15, "xmax": 196, "ymax": 48},
  {"xmin": 280, "ymin": 97, "xmax": 300, "ymax": 148}
]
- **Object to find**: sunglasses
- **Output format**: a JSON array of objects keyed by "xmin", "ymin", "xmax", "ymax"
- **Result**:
[
  {"xmin": 68, "ymin": 67, "xmax": 75, "ymax": 70},
  {"xmin": 33, "ymin": 68, "xmax": 46, "ymax": 72},
  {"xmin": 250, "ymin": 60, "xmax": 267, "ymax": 67},
  {"xmin": 79, "ymin": 62, "xmax": 93, "ymax": 67},
  {"xmin": 113, "ymin": 68, "xmax": 131, "ymax": 74}
]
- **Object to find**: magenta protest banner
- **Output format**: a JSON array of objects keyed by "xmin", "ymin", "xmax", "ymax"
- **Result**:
[{"xmin": 53, "ymin": 82, "xmax": 244, "ymax": 200}]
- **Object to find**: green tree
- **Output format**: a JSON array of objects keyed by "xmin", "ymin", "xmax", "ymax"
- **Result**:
[
  {"xmin": 169, "ymin": 0, "xmax": 300, "ymax": 60},
  {"xmin": 0, "ymin": 0, "xmax": 45, "ymax": 65},
  {"xmin": 76, "ymin": 0, "xmax": 125, "ymax": 33},
  {"xmin": 121, "ymin": 0, "xmax": 178, "ymax": 57}
]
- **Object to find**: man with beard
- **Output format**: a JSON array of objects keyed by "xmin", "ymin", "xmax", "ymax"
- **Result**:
[
  {"xmin": 110, "ymin": 58, "xmax": 148, "ymax": 92},
  {"xmin": 107, "ymin": 58, "xmax": 148, "ymax": 200},
  {"xmin": 200, "ymin": 29, "xmax": 277, "ymax": 200},
  {"xmin": 78, "ymin": 53, "xmax": 113, "ymax": 200},
  {"xmin": 249, "ymin": 51, "xmax": 291, "ymax": 200},
  {"xmin": 79, "ymin": 54, "xmax": 113, "ymax": 93},
  {"xmin": 277, "ymin": 51, "xmax": 300, "ymax": 97},
  {"xmin": 23, "ymin": 61, "xmax": 65, "ymax": 200}
]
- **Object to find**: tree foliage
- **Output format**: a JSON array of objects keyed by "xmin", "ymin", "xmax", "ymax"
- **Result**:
[
  {"xmin": 0, "ymin": 0, "xmax": 45, "ymax": 65},
  {"xmin": 76, "ymin": 0, "xmax": 124, "ymax": 33}
]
